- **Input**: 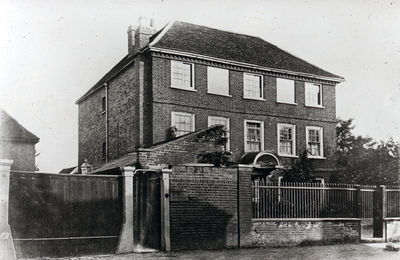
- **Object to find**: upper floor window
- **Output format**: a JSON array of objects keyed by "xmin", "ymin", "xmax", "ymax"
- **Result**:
[
  {"xmin": 171, "ymin": 60, "xmax": 195, "ymax": 91},
  {"xmin": 306, "ymin": 126, "xmax": 324, "ymax": 158},
  {"xmin": 244, "ymin": 120, "xmax": 264, "ymax": 152},
  {"xmin": 305, "ymin": 83, "xmax": 323, "ymax": 107},
  {"xmin": 208, "ymin": 116, "xmax": 230, "ymax": 151},
  {"xmin": 207, "ymin": 67, "xmax": 230, "ymax": 96},
  {"xmin": 244, "ymin": 73, "xmax": 263, "ymax": 100},
  {"xmin": 278, "ymin": 124, "xmax": 296, "ymax": 157},
  {"xmin": 171, "ymin": 111, "xmax": 195, "ymax": 137},
  {"xmin": 101, "ymin": 97, "xmax": 106, "ymax": 113},
  {"xmin": 276, "ymin": 78, "xmax": 296, "ymax": 104}
]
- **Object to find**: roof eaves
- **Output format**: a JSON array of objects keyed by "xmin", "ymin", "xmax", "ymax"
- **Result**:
[
  {"xmin": 75, "ymin": 53, "xmax": 138, "ymax": 104},
  {"xmin": 149, "ymin": 47, "xmax": 345, "ymax": 83}
]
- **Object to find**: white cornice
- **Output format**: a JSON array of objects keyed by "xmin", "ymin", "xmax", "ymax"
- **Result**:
[{"xmin": 149, "ymin": 47, "xmax": 345, "ymax": 83}]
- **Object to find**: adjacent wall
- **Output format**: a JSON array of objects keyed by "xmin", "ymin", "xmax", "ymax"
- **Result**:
[{"xmin": 167, "ymin": 165, "xmax": 360, "ymax": 251}]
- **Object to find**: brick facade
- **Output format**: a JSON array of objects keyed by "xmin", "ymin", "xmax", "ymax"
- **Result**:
[
  {"xmin": 151, "ymin": 56, "xmax": 337, "ymax": 175},
  {"xmin": 77, "ymin": 22, "xmax": 340, "ymax": 176}
]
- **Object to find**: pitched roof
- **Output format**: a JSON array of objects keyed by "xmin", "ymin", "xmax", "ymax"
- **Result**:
[
  {"xmin": 59, "ymin": 166, "xmax": 78, "ymax": 174},
  {"xmin": 150, "ymin": 21, "xmax": 343, "ymax": 81},
  {"xmin": 0, "ymin": 108, "xmax": 39, "ymax": 143}
]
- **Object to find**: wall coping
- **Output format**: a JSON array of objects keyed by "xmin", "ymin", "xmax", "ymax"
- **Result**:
[
  {"xmin": 138, "ymin": 125, "xmax": 220, "ymax": 152},
  {"xmin": 10, "ymin": 170, "xmax": 121, "ymax": 178},
  {"xmin": 252, "ymin": 218, "xmax": 361, "ymax": 222},
  {"xmin": 384, "ymin": 217, "xmax": 400, "ymax": 221},
  {"xmin": 176, "ymin": 163, "xmax": 215, "ymax": 167},
  {"xmin": 0, "ymin": 159, "xmax": 13, "ymax": 167}
]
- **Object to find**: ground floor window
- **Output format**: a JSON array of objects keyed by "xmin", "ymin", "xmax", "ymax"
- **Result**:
[
  {"xmin": 278, "ymin": 123, "xmax": 296, "ymax": 156},
  {"xmin": 208, "ymin": 116, "xmax": 230, "ymax": 150},
  {"xmin": 306, "ymin": 126, "xmax": 324, "ymax": 158},
  {"xmin": 245, "ymin": 120, "xmax": 264, "ymax": 152},
  {"xmin": 171, "ymin": 111, "xmax": 195, "ymax": 137}
]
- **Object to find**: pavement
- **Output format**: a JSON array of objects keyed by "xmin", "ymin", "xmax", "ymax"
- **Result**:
[{"xmin": 26, "ymin": 243, "xmax": 400, "ymax": 260}]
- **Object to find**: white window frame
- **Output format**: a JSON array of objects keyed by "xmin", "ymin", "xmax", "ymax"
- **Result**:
[
  {"xmin": 277, "ymin": 123, "xmax": 297, "ymax": 157},
  {"xmin": 243, "ymin": 73, "xmax": 264, "ymax": 100},
  {"xmin": 276, "ymin": 78, "xmax": 297, "ymax": 105},
  {"xmin": 171, "ymin": 111, "xmax": 195, "ymax": 137},
  {"xmin": 170, "ymin": 60, "xmax": 195, "ymax": 91},
  {"xmin": 305, "ymin": 82, "xmax": 323, "ymax": 108},
  {"xmin": 306, "ymin": 126, "xmax": 324, "ymax": 159},
  {"xmin": 244, "ymin": 120, "xmax": 264, "ymax": 152},
  {"xmin": 207, "ymin": 66, "xmax": 231, "ymax": 97},
  {"xmin": 208, "ymin": 116, "xmax": 230, "ymax": 151}
]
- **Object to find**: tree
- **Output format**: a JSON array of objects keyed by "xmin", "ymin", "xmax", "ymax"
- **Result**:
[
  {"xmin": 282, "ymin": 150, "xmax": 314, "ymax": 182},
  {"xmin": 332, "ymin": 118, "xmax": 399, "ymax": 185}
]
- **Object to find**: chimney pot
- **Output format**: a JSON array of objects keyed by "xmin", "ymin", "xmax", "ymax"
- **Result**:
[
  {"xmin": 131, "ymin": 17, "xmax": 157, "ymax": 53},
  {"xmin": 127, "ymin": 25, "xmax": 135, "ymax": 53}
]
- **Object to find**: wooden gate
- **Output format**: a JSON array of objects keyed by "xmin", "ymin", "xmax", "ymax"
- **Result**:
[{"xmin": 134, "ymin": 170, "xmax": 161, "ymax": 251}]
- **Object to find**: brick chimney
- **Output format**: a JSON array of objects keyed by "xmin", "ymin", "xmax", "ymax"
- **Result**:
[{"xmin": 127, "ymin": 17, "xmax": 157, "ymax": 54}]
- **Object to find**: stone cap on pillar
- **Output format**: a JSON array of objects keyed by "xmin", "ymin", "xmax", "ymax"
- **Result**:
[{"xmin": 0, "ymin": 159, "xmax": 13, "ymax": 171}]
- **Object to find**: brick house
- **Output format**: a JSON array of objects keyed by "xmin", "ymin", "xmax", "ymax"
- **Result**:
[
  {"xmin": 76, "ymin": 18, "xmax": 344, "ymax": 177},
  {"xmin": 0, "ymin": 108, "xmax": 39, "ymax": 171}
]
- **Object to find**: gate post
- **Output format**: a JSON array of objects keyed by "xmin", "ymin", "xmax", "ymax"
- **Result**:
[
  {"xmin": 116, "ymin": 166, "xmax": 135, "ymax": 254},
  {"xmin": 354, "ymin": 185, "xmax": 362, "ymax": 242},
  {"xmin": 0, "ymin": 159, "xmax": 16, "ymax": 260},
  {"xmin": 373, "ymin": 185, "xmax": 386, "ymax": 238},
  {"xmin": 160, "ymin": 168, "xmax": 171, "ymax": 252}
]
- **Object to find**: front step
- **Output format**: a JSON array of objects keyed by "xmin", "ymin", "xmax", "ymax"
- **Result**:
[{"xmin": 361, "ymin": 237, "xmax": 385, "ymax": 243}]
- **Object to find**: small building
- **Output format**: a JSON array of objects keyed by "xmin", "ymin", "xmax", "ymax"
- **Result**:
[
  {"xmin": 59, "ymin": 166, "xmax": 79, "ymax": 174},
  {"xmin": 0, "ymin": 108, "xmax": 39, "ymax": 171}
]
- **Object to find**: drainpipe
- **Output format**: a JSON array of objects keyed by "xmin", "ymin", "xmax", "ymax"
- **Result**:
[{"xmin": 105, "ymin": 82, "xmax": 109, "ymax": 163}]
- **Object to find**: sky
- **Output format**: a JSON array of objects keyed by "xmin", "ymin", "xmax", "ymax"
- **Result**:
[{"xmin": 0, "ymin": 0, "xmax": 399, "ymax": 172}]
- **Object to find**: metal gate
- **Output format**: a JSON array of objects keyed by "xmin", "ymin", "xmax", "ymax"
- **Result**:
[{"xmin": 134, "ymin": 170, "xmax": 161, "ymax": 251}]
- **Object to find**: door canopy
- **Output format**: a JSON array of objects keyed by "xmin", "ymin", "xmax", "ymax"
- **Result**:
[{"xmin": 239, "ymin": 151, "xmax": 282, "ymax": 168}]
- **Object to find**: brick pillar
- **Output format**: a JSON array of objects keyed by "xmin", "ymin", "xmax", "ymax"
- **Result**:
[
  {"xmin": 161, "ymin": 168, "xmax": 171, "ymax": 251},
  {"xmin": 0, "ymin": 159, "xmax": 16, "ymax": 260},
  {"xmin": 354, "ymin": 185, "xmax": 362, "ymax": 242},
  {"xmin": 116, "ymin": 166, "xmax": 136, "ymax": 253},
  {"xmin": 237, "ymin": 165, "xmax": 254, "ymax": 247}
]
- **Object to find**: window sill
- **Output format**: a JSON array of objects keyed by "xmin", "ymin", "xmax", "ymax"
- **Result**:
[
  {"xmin": 276, "ymin": 101, "xmax": 298, "ymax": 106},
  {"xmin": 170, "ymin": 86, "xmax": 197, "ymax": 92},
  {"xmin": 308, "ymin": 156, "xmax": 326, "ymax": 160},
  {"xmin": 305, "ymin": 105, "xmax": 325, "ymax": 109},
  {"xmin": 207, "ymin": 92, "xmax": 232, "ymax": 97},
  {"xmin": 243, "ymin": 97, "xmax": 266, "ymax": 101},
  {"xmin": 278, "ymin": 154, "xmax": 299, "ymax": 158}
]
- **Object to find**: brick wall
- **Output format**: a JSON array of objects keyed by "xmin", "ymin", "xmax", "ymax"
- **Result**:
[
  {"xmin": 151, "ymin": 56, "xmax": 338, "ymax": 173},
  {"xmin": 168, "ymin": 165, "xmax": 239, "ymax": 250},
  {"xmin": 167, "ymin": 165, "xmax": 359, "ymax": 251},
  {"xmin": 78, "ymin": 58, "xmax": 141, "ymax": 169},
  {"xmin": 137, "ymin": 127, "xmax": 222, "ymax": 166},
  {"xmin": 107, "ymin": 64, "xmax": 139, "ymax": 160},
  {"xmin": 251, "ymin": 219, "xmax": 360, "ymax": 246},
  {"xmin": 78, "ymin": 87, "xmax": 107, "ymax": 169}
]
